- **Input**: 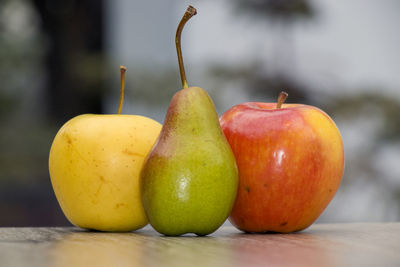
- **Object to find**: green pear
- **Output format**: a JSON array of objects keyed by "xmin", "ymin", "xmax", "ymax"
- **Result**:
[{"xmin": 140, "ymin": 6, "xmax": 238, "ymax": 236}]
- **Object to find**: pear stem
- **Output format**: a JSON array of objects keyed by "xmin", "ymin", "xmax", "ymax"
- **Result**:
[
  {"xmin": 175, "ymin": 5, "xmax": 197, "ymax": 89},
  {"xmin": 276, "ymin": 91, "xmax": 288, "ymax": 109},
  {"xmin": 118, "ymin": 66, "xmax": 126, "ymax": 115}
]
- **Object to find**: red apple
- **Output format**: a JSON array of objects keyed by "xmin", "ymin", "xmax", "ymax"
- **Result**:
[{"xmin": 220, "ymin": 92, "xmax": 344, "ymax": 233}]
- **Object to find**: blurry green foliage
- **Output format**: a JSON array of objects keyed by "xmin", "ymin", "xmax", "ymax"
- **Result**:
[
  {"xmin": 327, "ymin": 93, "xmax": 400, "ymax": 142},
  {"xmin": 209, "ymin": 62, "xmax": 311, "ymax": 104},
  {"xmin": 125, "ymin": 67, "xmax": 180, "ymax": 105},
  {"xmin": 234, "ymin": 0, "xmax": 315, "ymax": 21},
  {"xmin": 0, "ymin": 0, "xmax": 45, "ymax": 123}
]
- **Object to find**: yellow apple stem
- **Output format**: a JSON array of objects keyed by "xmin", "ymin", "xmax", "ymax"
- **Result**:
[
  {"xmin": 118, "ymin": 66, "xmax": 127, "ymax": 115},
  {"xmin": 175, "ymin": 5, "xmax": 197, "ymax": 89},
  {"xmin": 276, "ymin": 91, "xmax": 288, "ymax": 109}
]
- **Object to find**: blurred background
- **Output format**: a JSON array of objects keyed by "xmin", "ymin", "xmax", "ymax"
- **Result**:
[{"xmin": 0, "ymin": 0, "xmax": 399, "ymax": 226}]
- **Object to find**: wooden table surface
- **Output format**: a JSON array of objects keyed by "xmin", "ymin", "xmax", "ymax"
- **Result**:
[{"xmin": 0, "ymin": 223, "xmax": 399, "ymax": 267}]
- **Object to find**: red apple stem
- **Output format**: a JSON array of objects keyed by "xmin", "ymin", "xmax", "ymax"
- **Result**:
[
  {"xmin": 118, "ymin": 66, "xmax": 126, "ymax": 115},
  {"xmin": 175, "ymin": 5, "xmax": 197, "ymax": 89},
  {"xmin": 276, "ymin": 91, "xmax": 288, "ymax": 109}
]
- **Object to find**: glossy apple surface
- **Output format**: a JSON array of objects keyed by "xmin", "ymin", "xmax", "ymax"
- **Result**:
[
  {"xmin": 49, "ymin": 114, "xmax": 161, "ymax": 231},
  {"xmin": 220, "ymin": 102, "xmax": 344, "ymax": 233}
]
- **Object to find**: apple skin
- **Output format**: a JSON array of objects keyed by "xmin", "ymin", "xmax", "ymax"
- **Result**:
[
  {"xmin": 220, "ymin": 102, "xmax": 344, "ymax": 233},
  {"xmin": 49, "ymin": 114, "xmax": 161, "ymax": 232}
]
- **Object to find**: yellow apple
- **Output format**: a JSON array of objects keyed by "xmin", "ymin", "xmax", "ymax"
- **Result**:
[{"xmin": 48, "ymin": 66, "xmax": 161, "ymax": 231}]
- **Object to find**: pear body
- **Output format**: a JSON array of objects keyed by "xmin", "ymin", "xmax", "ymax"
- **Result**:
[{"xmin": 141, "ymin": 87, "xmax": 238, "ymax": 236}]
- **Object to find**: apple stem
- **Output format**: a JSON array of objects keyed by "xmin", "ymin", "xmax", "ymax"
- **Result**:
[
  {"xmin": 175, "ymin": 5, "xmax": 197, "ymax": 89},
  {"xmin": 118, "ymin": 66, "xmax": 126, "ymax": 115},
  {"xmin": 276, "ymin": 91, "xmax": 288, "ymax": 109}
]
